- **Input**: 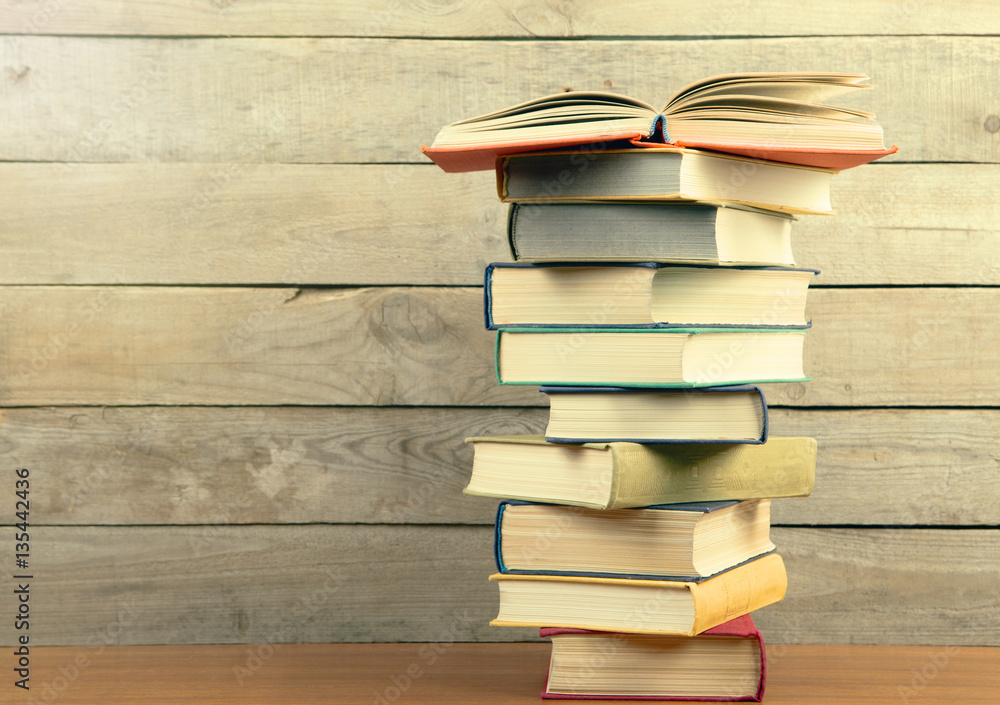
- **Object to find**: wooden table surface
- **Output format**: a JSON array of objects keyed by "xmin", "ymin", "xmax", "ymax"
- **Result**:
[{"xmin": 7, "ymin": 643, "xmax": 998, "ymax": 704}]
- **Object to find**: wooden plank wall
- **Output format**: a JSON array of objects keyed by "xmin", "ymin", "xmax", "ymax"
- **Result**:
[{"xmin": 1, "ymin": 2, "xmax": 998, "ymax": 647}]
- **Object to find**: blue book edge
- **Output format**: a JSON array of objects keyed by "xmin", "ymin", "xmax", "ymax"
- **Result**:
[
  {"xmin": 493, "ymin": 499, "xmax": 776, "ymax": 583},
  {"xmin": 539, "ymin": 385, "xmax": 769, "ymax": 444}
]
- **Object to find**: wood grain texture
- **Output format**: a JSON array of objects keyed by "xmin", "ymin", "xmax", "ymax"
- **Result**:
[
  {"xmin": 1, "ymin": 162, "xmax": 996, "ymax": 286},
  {"xmin": 765, "ymin": 286, "xmax": 1000, "ymax": 407},
  {"xmin": 0, "ymin": 163, "xmax": 509, "ymax": 286},
  {"xmin": 762, "ymin": 528, "xmax": 1000, "ymax": 645},
  {"xmin": 1, "ymin": 286, "xmax": 997, "ymax": 407},
  {"xmin": 4, "ymin": 0, "xmax": 998, "ymax": 37},
  {"xmin": 2, "ymin": 36, "xmax": 997, "ymax": 164},
  {"xmin": 766, "ymin": 409, "xmax": 1000, "ymax": 526},
  {"xmin": 0, "ymin": 286, "xmax": 498, "ymax": 406},
  {"xmin": 2, "ymin": 406, "xmax": 997, "ymax": 526},
  {"xmin": 0, "ymin": 406, "xmax": 534, "ymax": 525},
  {"xmin": 6, "ymin": 644, "xmax": 999, "ymax": 705},
  {"xmin": 0, "ymin": 9, "xmax": 993, "ymax": 656},
  {"xmin": 0, "ymin": 525, "xmax": 996, "ymax": 645}
]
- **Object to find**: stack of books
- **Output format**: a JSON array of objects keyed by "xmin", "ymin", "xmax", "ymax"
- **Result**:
[{"xmin": 425, "ymin": 73, "xmax": 893, "ymax": 701}]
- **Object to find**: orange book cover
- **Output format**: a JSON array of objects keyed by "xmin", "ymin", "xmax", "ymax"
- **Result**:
[{"xmin": 423, "ymin": 135, "xmax": 896, "ymax": 173}]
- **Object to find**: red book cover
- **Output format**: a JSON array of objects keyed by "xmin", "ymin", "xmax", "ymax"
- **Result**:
[{"xmin": 539, "ymin": 615, "xmax": 766, "ymax": 701}]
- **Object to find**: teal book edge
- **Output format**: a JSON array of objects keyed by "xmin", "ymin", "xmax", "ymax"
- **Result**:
[{"xmin": 493, "ymin": 328, "xmax": 810, "ymax": 387}]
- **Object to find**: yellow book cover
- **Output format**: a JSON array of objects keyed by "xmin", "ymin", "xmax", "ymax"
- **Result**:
[{"xmin": 489, "ymin": 554, "xmax": 786, "ymax": 636}]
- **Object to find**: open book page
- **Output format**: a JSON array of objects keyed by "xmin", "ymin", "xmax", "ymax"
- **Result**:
[{"xmin": 423, "ymin": 72, "xmax": 896, "ymax": 172}]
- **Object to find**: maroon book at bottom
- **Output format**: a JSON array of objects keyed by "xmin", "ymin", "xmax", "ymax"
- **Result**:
[{"xmin": 540, "ymin": 614, "xmax": 766, "ymax": 701}]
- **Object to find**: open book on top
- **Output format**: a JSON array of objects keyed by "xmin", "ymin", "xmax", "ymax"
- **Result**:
[{"xmin": 423, "ymin": 72, "xmax": 897, "ymax": 172}]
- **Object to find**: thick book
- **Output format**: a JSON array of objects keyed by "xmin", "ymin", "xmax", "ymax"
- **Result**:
[
  {"xmin": 485, "ymin": 263, "xmax": 816, "ymax": 329},
  {"xmin": 489, "ymin": 552, "xmax": 786, "ymax": 636},
  {"xmin": 498, "ymin": 148, "xmax": 835, "ymax": 216},
  {"xmin": 541, "ymin": 615, "xmax": 766, "ymax": 701},
  {"xmin": 463, "ymin": 435, "xmax": 818, "ymax": 509},
  {"xmin": 496, "ymin": 330, "xmax": 807, "ymax": 388},
  {"xmin": 541, "ymin": 386, "xmax": 768, "ymax": 444},
  {"xmin": 494, "ymin": 499, "xmax": 775, "ymax": 581},
  {"xmin": 422, "ymin": 72, "xmax": 896, "ymax": 172},
  {"xmin": 507, "ymin": 202, "xmax": 796, "ymax": 266}
]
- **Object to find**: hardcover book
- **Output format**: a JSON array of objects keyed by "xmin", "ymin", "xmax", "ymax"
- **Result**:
[
  {"xmin": 494, "ymin": 499, "xmax": 776, "ymax": 580},
  {"xmin": 464, "ymin": 435, "xmax": 818, "ymax": 509},
  {"xmin": 489, "ymin": 553, "xmax": 787, "ymax": 635},
  {"xmin": 498, "ymin": 148, "xmax": 835, "ymax": 216},
  {"xmin": 422, "ymin": 72, "xmax": 896, "ymax": 172},
  {"xmin": 485, "ymin": 263, "xmax": 816, "ymax": 329},
  {"xmin": 496, "ymin": 330, "xmax": 808, "ymax": 388},
  {"xmin": 506, "ymin": 202, "xmax": 796, "ymax": 265},
  {"xmin": 541, "ymin": 615, "xmax": 766, "ymax": 701},
  {"xmin": 541, "ymin": 386, "xmax": 769, "ymax": 444}
]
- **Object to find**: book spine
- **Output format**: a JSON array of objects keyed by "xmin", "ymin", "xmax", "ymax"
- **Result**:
[
  {"xmin": 496, "ymin": 157, "xmax": 509, "ymax": 201},
  {"xmin": 688, "ymin": 554, "xmax": 787, "ymax": 635},
  {"xmin": 506, "ymin": 204, "xmax": 521, "ymax": 260},
  {"xmin": 493, "ymin": 333, "xmax": 503, "ymax": 386},
  {"xmin": 756, "ymin": 387, "xmax": 768, "ymax": 444},
  {"xmin": 608, "ymin": 439, "xmax": 817, "ymax": 509},
  {"xmin": 754, "ymin": 633, "xmax": 766, "ymax": 702},
  {"xmin": 605, "ymin": 444, "xmax": 651, "ymax": 509},
  {"xmin": 493, "ymin": 502, "xmax": 508, "ymax": 572},
  {"xmin": 652, "ymin": 113, "xmax": 668, "ymax": 141},
  {"xmin": 484, "ymin": 264, "xmax": 495, "ymax": 329},
  {"xmin": 603, "ymin": 446, "xmax": 625, "ymax": 510}
]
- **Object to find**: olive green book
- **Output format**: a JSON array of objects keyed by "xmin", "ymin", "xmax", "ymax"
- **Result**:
[{"xmin": 464, "ymin": 435, "xmax": 816, "ymax": 510}]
